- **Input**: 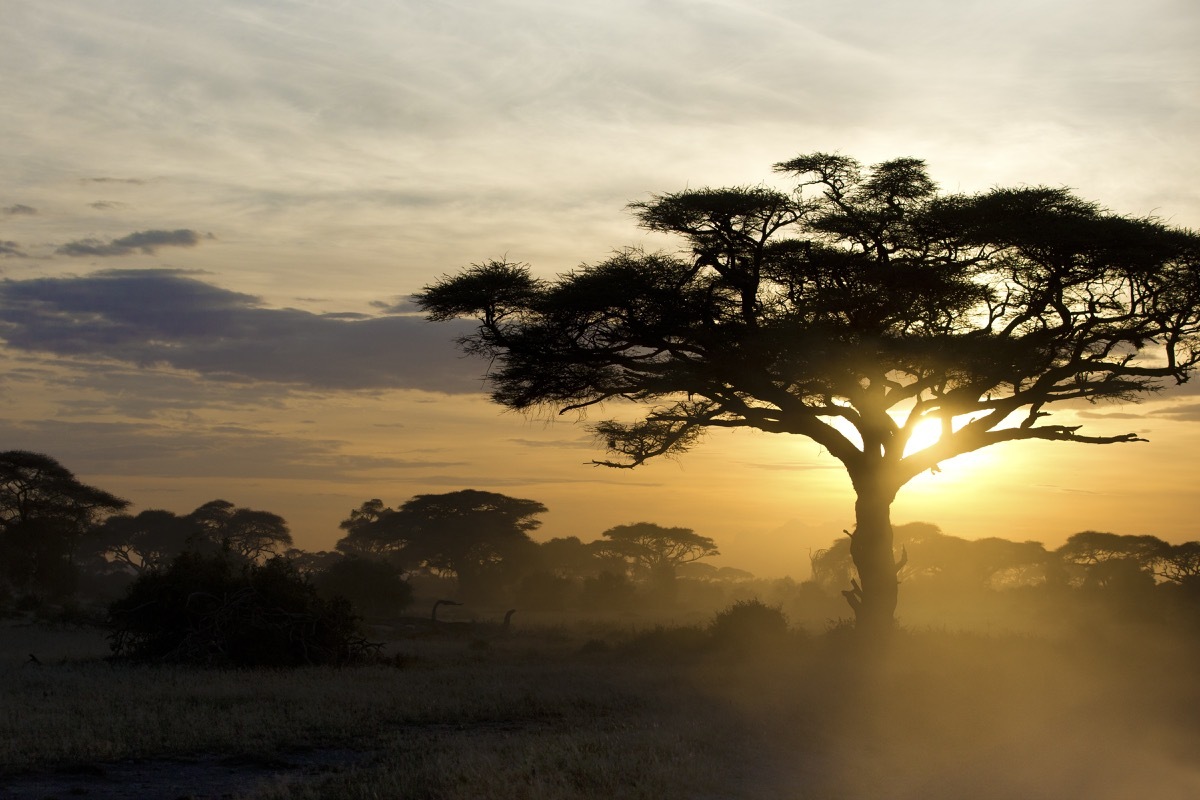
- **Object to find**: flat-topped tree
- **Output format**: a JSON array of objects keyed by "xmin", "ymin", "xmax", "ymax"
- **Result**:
[{"xmin": 417, "ymin": 153, "xmax": 1200, "ymax": 636}]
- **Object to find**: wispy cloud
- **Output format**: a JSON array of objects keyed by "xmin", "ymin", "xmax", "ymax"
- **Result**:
[
  {"xmin": 83, "ymin": 177, "xmax": 145, "ymax": 185},
  {"xmin": 1155, "ymin": 403, "xmax": 1200, "ymax": 422},
  {"xmin": 0, "ymin": 417, "xmax": 463, "ymax": 482},
  {"xmin": 3, "ymin": 204, "xmax": 36, "ymax": 215},
  {"xmin": 0, "ymin": 241, "xmax": 29, "ymax": 258},
  {"xmin": 56, "ymin": 229, "xmax": 204, "ymax": 257},
  {"xmin": 0, "ymin": 269, "xmax": 482, "ymax": 393}
]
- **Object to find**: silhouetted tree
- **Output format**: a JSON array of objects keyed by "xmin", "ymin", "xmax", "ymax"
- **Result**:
[
  {"xmin": 334, "ymin": 499, "xmax": 410, "ymax": 563},
  {"xmin": 1157, "ymin": 541, "xmax": 1200, "ymax": 585},
  {"xmin": 1056, "ymin": 531, "xmax": 1167, "ymax": 590},
  {"xmin": 186, "ymin": 500, "xmax": 293, "ymax": 562},
  {"xmin": 0, "ymin": 451, "xmax": 128, "ymax": 597},
  {"xmin": 339, "ymin": 490, "xmax": 546, "ymax": 602},
  {"xmin": 418, "ymin": 152, "xmax": 1200, "ymax": 635},
  {"xmin": 313, "ymin": 555, "xmax": 413, "ymax": 618},
  {"xmin": 597, "ymin": 522, "xmax": 719, "ymax": 595},
  {"xmin": 92, "ymin": 509, "xmax": 198, "ymax": 574},
  {"xmin": 284, "ymin": 548, "xmax": 342, "ymax": 576},
  {"xmin": 538, "ymin": 535, "xmax": 617, "ymax": 579}
]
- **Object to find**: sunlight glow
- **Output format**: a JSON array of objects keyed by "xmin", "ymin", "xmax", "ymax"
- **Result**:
[{"xmin": 903, "ymin": 417, "xmax": 945, "ymax": 458}]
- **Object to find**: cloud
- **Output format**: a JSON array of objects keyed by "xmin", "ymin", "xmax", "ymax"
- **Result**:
[
  {"xmin": 0, "ymin": 417, "xmax": 463, "ymax": 482},
  {"xmin": 0, "ymin": 269, "xmax": 483, "ymax": 393},
  {"xmin": 0, "ymin": 241, "xmax": 28, "ymax": 258},
  {"xmin": 83, "ymin": 177, "xmax": 145, "ymax": 185},
  {"xmin": 1154, "ymin": 403, "xmax": 1200, "ymax": 422},
  {"xmin": 3, "ymin": 204, "xmax": 36, "ymax": 215},
  {"xmin": 56, "ymin": 229, "xmax": 203, "ymax": 257},
  {"xmin": 89, "ymin": 201, "xmax": 127, "ymax": 210}
]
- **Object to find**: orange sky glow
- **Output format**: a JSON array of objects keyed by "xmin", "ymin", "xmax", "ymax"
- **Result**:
[{"xmin": 2, "ymin": 1, "xmax": 1197, "ymax": 577}]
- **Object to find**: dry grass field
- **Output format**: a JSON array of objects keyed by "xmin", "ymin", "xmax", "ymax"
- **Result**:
[{"xmin": 4, "ymin": 615, "xmax": 1200, "ymax": 799}]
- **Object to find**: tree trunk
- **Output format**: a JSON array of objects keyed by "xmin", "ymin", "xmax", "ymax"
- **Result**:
[{"xmin": 846, "ymin": 475, "xmax": 900, "ymax": 638}]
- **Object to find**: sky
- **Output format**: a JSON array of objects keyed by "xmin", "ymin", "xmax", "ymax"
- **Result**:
[{"xmin": 2, "ymin": 0, "xmax": 1198, "ymax": 577}]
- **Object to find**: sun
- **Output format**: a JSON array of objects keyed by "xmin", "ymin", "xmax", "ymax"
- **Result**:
[
  {"xmin": 903, "ymin": 417, "xmax": 946, "ymax": 458},
  {"xmin": 900, "ymin": 415, "xmax": 999, "ymax": 478}
]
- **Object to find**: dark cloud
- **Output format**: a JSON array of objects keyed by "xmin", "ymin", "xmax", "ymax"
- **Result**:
[
  {"xmin": 0, "ymin": 241, "xmax": 28, "ymax": 258},
  {"xmin": 0, "ymin": 418, "xmax": 464, "ymax": 482},
  {"xmin": 0, "ymin": 269, "xmax": 483, "ymax": 393},
  {"xmin": 3, "ymin": 204, "xmax": 36, "ymax": 215},
  {"xmin": 57, "ymin": 229, "xmax": 203, "ymax": 257},
  {"xmin": 89, "ymin": 201, "xmax": 127, "ymax": 210}
]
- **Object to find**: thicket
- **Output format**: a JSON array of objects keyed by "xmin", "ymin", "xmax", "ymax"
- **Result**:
[{"xmin": 108, "ymin": 552, "xmax": 375, "ymax": 667}]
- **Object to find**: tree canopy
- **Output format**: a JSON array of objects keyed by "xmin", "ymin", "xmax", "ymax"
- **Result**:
[
  {"xmin": 186, "ymin": 499, "xmax": 293, "ymax": 562},
  {"xmin": 597, "ymin": 522, "xmax": 719, "ymax": 589},
  {"xmin": 335, "ymin": 489, "xmax": 547, "ymax": 601},
  {"xmin": 418, "ymin": 152, "xmax": 1200, "ymax": 635},
  {"xmin": 0, "ymin": 450, "xmax": 129, "ymax": 596}
]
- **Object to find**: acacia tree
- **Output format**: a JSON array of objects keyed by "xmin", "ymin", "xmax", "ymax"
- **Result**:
[
  {"xmin": 185, "ymin": 500, "xmax": 293, "ymax": 563},
  {"xmin": 335, "ymin": 499, "xmax": 410, "ymax": 562},
  {"xmin": 417, "ymin": 153, "xmax": 1200, "ymax": 635},
  {"xmin": 93, "ymin": 509, "xmax": 199, "ymax": 574},
  {"xmin": 0, "ymin": 450, "xmax": 128, "ymax": 596},
  {"xmin": 338, "ymin": 490, "xmax": 546, "ymax": 602},
  {"xmin": 597, "ymin": 522, "xmax": 719, "ymax": 592}
]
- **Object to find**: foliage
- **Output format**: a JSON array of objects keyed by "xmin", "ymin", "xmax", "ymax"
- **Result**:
[
  {"xmin": 108, "ymin": 551, "xmax": 371, "ymax": 667},
  {"xmin": 597, "ymin": 522, "xmax": 719, "ymax": 589},
  {"xmin": 185, "ymin": 499, "xmax": 294, "ymax": 562},
  {"xmin": 313, "ymin": 555, "xmax": 414, "ymax": 618},
  {"xmin": 0, "ymin": 450, "xmax": 129, "ymax": 598},
  {"xmin": 578, "ymin": 570, "xmax": 636, "ymax": 613},
  {"xmin": 335, "ymin": 489, "xmax": 546, "ymax": 602},
  {"xmin": 90, "ymin": 509, "xmax": 198, "ymax": 573},
  {"xmin": 515, "ymin": 570, "xmax": 577, "ymax": 611},
  {"xmin": 708, "ymin": 598, "xmax": 790, "ymax": 649},
  {"xmin": 418, "ymin": 152, "xmax": 1200, "ymax": 634}
]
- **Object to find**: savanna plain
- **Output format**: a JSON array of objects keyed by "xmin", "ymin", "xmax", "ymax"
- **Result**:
[{"xmin": 5, "ymin": 601, "xmax": 1200, "ymax": 800}]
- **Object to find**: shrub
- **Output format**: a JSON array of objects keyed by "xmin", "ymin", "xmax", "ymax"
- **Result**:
[
  {"xmin": 108, "ymin": 552, "xmax": 374, "ymax": 667},
  {"xmin": 313, "ymin": 556, "xmax": 413, "ymax": 619},
  {"xmin": 709, "ymin": 599, "xmax": 789, "ymax": 649}
]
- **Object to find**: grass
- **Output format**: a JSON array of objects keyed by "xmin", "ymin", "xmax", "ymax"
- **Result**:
[{"xmin": 4, "ymin": 617, "xmax": 1200, "ymax": 799}]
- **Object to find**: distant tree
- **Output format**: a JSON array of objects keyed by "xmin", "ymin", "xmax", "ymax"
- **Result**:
[
  {"xmin": 515, "ymin": 570, "xmax": 577, "ymax": 611},
  {"xmin": 339, "ymin": 490, "xmax": 547, "ymax": 602},
  {"xmin": 334, "ymin": 499, "xmax": 409, "ymax": 562},
  {"xmin": 418, "ymin": 152, "xmax": 1200, "ymax": 635},
  {"xmin": 92, "ymin": 509, "xmax": 198, "ymax": 574},
  {"xmin": 313, "ymin": 555, "xmax": 413, "ymax": 618},
  {"xmin": 1157, "ymin": 541, "xmax": 1200, "ymax": 586},
  {"xmin": 579, "ymin": 570, "xmax": 636, "ymax": 613},
  {"xmin": 811, "ymin": 523, "xmax": 1050, "ymax": 593},
  {"xmin": 0, "ymin": 450, "xmax": 128, "ymax": 597},
  {"xmin": 186, "ymin": 500, "xmax": 293, "ymax": 562},
  {"xmin": 1056, "ymin": 531, "xmax": 1167, "ymax": 590},
  {"xmin": 597, "ymin": 522, "xmax": 719, "ymax": 594},
  {"xmin": 283, "ymin": 548, "xmax": 342, "ymax": 577},
  {"xmin": 538, "ymin": 535, "xmax": 623, "ymax": 579}
]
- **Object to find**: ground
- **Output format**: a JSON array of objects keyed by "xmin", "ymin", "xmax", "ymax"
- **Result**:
[{"xmin": 4, "ymin": 615, "xmax": 1200, "ymax": 799}]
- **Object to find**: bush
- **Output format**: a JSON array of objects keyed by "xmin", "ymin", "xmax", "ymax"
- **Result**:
[
  {"xmin": 313, "ymin": 556, "xmax": 413, "ymax": 618},
  {"xmin": 108, "ymin": 552, "xmax": 374, "ymax": 667},
  {"xmin": 709, "ymin": 599, "xmax": 789, "ymax": 649},
  {"xmin": 515, "ymin": 571, "xmax": 577, "ymax": 611}
]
